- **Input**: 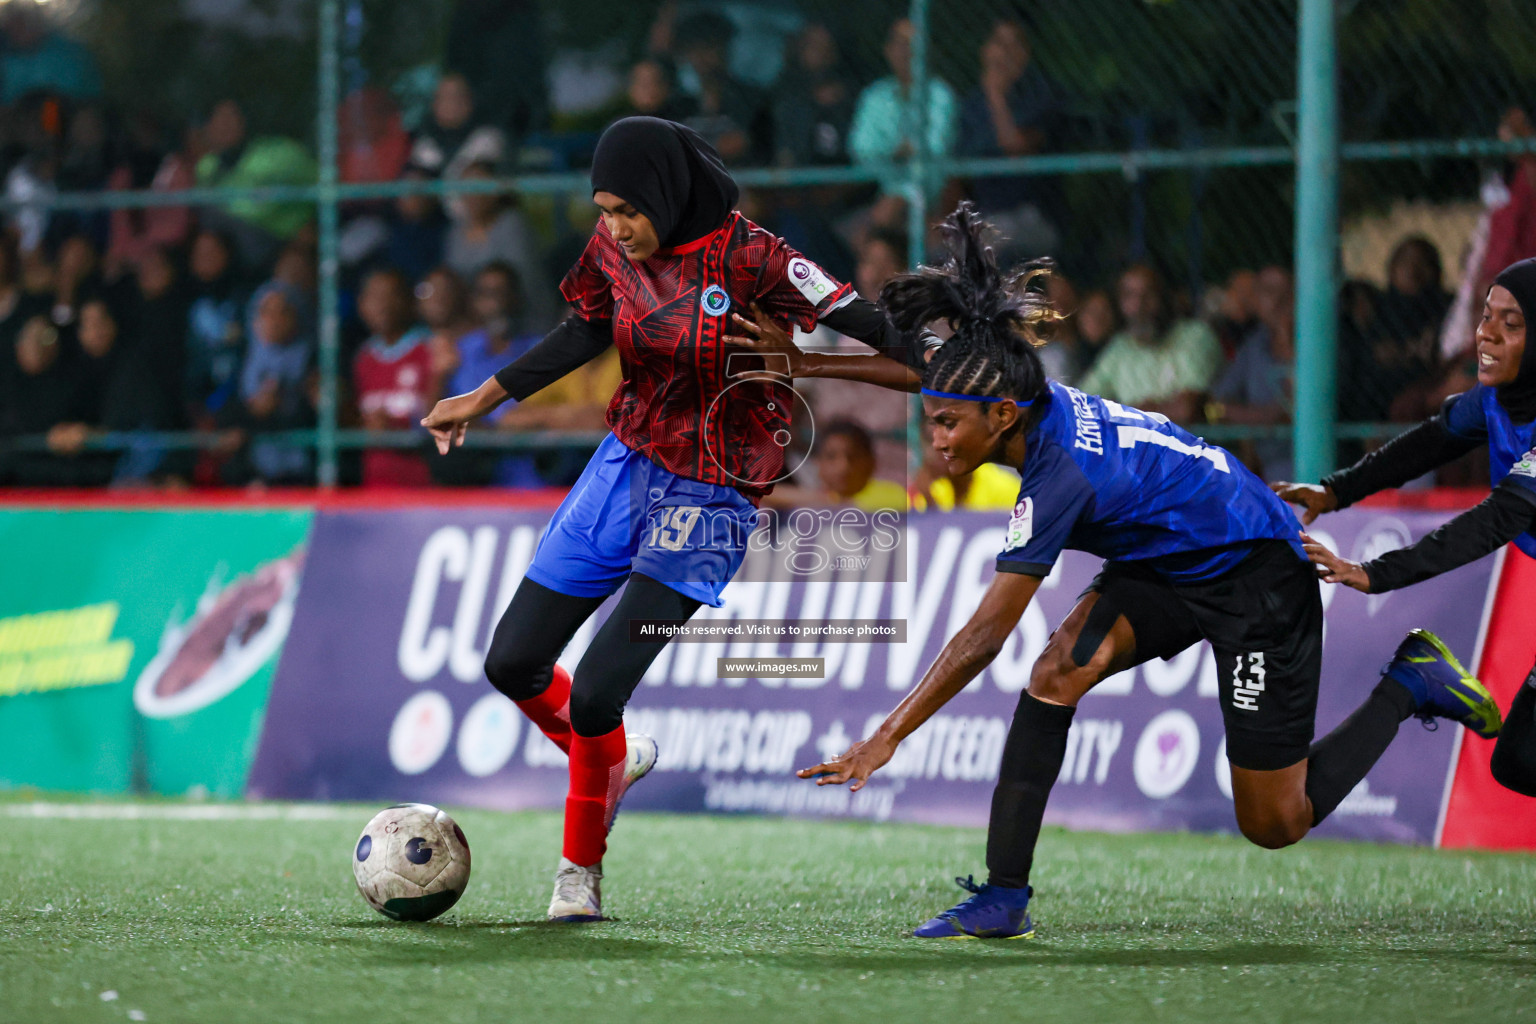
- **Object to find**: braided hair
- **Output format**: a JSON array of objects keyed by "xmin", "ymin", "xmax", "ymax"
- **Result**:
[{"xmin": 881, "ymin": 202, "xmax": 1060, "ymax": 407}]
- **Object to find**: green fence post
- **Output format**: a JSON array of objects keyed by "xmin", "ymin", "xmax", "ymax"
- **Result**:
[
  {"xmin": 905, "ymin": 0, "xmax": 931, "ymax": 269},
  {"xmin": 906, "ymin": 0, "xmax": 932, "ymax": 465},
  {"xmin": 316, "ymin": 0, "xmax": 341, "ymax": 487},
  {"xmin": 1293, "ymin": 0, "xmax": 1339, "ymax": 481}
]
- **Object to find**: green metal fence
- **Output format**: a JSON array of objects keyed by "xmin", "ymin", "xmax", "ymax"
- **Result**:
[{"xmin": 6, "ymin": 0, "xmax": 1536, "ymax": 488}]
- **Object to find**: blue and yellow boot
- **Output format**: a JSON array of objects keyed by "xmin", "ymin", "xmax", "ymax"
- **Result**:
[{"xmin": 1384, "ymin": 629, "xmax": 1502, "ymax": 739}]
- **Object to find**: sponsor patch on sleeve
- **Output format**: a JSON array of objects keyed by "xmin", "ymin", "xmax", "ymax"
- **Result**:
[
  {"xmin": 1003, "ymin": 497, "xmax": 1034, "ymax": 552},
  {"xmin": 787, "ymin": 257, "xmax": 838, "ymax": 308},
  {"xmin": 1512, "ymin": 450, "xmax": 1536, "ymax": 479}
]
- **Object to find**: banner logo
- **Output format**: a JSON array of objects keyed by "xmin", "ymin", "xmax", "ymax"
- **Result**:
[
  {"xmin": 1133, "ymin": 709, "xmax": 1200, "ymax": 798},
  {"xmin": 134, "ymin": 549, "xmax": 305, "ymax": 719},
  {"xmin": 390, "ymin": 690, "xmax": 453, "ymax": 775}
]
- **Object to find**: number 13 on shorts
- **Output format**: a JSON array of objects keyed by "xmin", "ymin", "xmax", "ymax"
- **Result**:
[{"xmin": 1231, "ymin": 652, "xmax": 1266, "ymax": 712}]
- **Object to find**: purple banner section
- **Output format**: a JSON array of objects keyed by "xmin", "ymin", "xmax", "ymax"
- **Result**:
[{"xmin": 249, "ymin": 507, "xmax": 1493, "ymax": 845}]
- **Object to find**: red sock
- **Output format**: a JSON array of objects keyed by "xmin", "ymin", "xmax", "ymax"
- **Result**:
[
  {"xmin": 563, "ymin": 723, "xmax": 627, "ymax": 868},
  {"xmin": 514, "ymin": 664, "xmax": 573, "ymax": 754}
]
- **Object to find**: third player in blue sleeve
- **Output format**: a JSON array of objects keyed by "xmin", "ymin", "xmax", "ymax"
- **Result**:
[{"xmin": 1278, "ymin": 257, "xmax": 1536, "ymax": 801}]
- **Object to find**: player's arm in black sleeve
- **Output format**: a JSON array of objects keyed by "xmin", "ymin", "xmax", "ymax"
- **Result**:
[
  {"xmin": 421, "ymin": 316, "xmax": 614, "ymax": 454},
  {"xmin": 820, "ymin": 297, "xmax": 941, "ymax": 373},
  {"xmin": 492, "ymin": 316, "xmax": 614, "ymax": 401},
  {"xmin": 1361, "ymin": 483, "xmax": 1536, "ymax": 593},
  {"xmin": 1320, "ymin": 402, "xmax": 1482, "ymax": 509}
]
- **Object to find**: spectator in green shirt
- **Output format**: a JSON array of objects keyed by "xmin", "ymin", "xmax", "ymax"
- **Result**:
[
  {"xmin": 848, "ymin": 17, "xmax": 958, "ymax": 227},
  {"xmin": 196, "ymin": 99, "xmax": 317, "ymax": 270},
  {"xmin": 1078, "ymin": 263, "xmax": 1222, "ymax": 423}
]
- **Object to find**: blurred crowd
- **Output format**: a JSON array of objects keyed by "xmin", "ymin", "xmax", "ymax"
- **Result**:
[{"xmin": 0, "ymin": 3, "xmax": 1527, "ymax": 499}]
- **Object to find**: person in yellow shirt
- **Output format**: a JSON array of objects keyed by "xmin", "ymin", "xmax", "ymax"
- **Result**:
[{"xmin": 764, "ymin": 420, "xmax": 906, "ymax": 511}]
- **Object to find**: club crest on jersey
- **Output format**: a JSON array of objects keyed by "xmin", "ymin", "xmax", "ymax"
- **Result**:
[
  {"xmin": 701, "ymin": 285, "xmax": 731, "ymax": 317},
  {"xmin": 1004, "ymin": 497, "xmax": 1034, "ymax": 552}
]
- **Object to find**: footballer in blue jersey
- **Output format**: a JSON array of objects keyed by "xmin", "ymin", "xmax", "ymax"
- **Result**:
[
  {"xmin": 789, "ymin": 205, "xmax": 1503, "ymax": 940},
  {"xmin": 1282, "ymin": 257, "xmax": 1536, "ymax": 801}
]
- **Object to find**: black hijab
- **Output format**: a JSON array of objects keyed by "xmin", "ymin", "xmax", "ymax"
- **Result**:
[
  {"xmin": 589, "ymin": 116, "xmax": 739, "ymax": 248},
  {"xmin": 1492, "ymin": 258, "xmax": 1536, "ymax": 423}
]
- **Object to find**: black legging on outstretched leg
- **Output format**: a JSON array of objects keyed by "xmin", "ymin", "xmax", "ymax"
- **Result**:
[
  {"xmin": 1491, "ymin": 664, "xmax": 1536, "ymax": 798},
  {"xmin": 483, "ymin": 572, "xmax": 702, "ymax": 739}
]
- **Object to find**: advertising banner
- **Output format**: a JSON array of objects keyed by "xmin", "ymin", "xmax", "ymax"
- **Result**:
[
  {"xmin": 1440, "ymin": 545, "xmax": 1536, "ymax": 849},
  {"xmin": 250, "ymin": 507, "xmax": 1493, "ymax": 845},
  {"xmin": 0, "ymin": 509, "xmax": 312, "ymax": 796}
]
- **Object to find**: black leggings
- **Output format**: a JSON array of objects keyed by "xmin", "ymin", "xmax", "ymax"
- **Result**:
[
  {"xmin": 483, "ymin": 573, "xmax": 702, "ymax": 737},
  {"xmin": 1491, "ymin": 668, "xmax": 1536, "ymax": 798}
]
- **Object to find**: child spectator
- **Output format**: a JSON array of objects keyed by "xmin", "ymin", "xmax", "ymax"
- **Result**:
[
  {"xmin": 229, "ymin": 283, "xmax": 315, "ymax": 485},
  {"xmin": 184, "ymin": 229, "xmax": 248, "ymax": 426},
  {"xmin": 417, "ymin": 265, "xmax": 475, "ymax": 399},
  {"xmin": 433, "ymin": 262, "xmax": 546, "ymax": 487},
  {"xmin": 765, "ymin": 420, "xmax": 906, "ymax": 512},
  {"xmin": 1078, "ymin": 263, "xmax": 1221, "ymax": 422},
  {"xmin": 353, "ymin": 268, "xmax": 434, "ymax": 487}
]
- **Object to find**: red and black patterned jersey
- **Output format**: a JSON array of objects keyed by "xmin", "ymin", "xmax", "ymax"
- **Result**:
[{"xmin": 561, "ymin": 212, "xmax": 855, "ymax": 498}]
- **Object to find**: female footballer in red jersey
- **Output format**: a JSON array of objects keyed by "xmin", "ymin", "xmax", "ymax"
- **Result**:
[{"xmin": 422, "ymin": 117, "xmax": 928, "ymax": 922}]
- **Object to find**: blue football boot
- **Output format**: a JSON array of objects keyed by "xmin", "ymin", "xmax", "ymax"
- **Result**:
[
  {"xmin": 912, "ymin": 876, "xmax": 1035, "ymax": 939},
  {"xmin": 1384, "ymin": 629, "xmax": 1503, "ymax": 739}
]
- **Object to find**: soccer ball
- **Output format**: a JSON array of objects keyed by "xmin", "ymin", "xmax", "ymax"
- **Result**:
[{"xmin": 352, "ymin": 803, "xmax": 471, "ymax": 921}]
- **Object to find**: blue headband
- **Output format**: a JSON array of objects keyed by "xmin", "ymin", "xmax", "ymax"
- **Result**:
[{"xmin": 920, "ymin": 387, "xmax": 1033, "ymax": 406}]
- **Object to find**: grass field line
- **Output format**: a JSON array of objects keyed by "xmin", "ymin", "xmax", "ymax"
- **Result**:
[{"xmin": 0, "ymin": 800, "xmax": 358, "ymax": 821}]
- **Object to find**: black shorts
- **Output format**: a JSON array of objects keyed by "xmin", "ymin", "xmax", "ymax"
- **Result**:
[{"xmin": 1084, "ymin": 541, "xmax": 1323, "ymax": 772}]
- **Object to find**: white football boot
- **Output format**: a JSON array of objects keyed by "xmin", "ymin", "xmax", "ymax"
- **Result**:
[
  {"xmin": 548, "ymin": 857, "xmax": 603, "ymax": 922},
  {"xmin": 546, "ymin": 736, "xmax": 658, "ymax": 922},
  {"xmin": 607, "ymin": 732, "xmax": 659, "ymax": 835}
]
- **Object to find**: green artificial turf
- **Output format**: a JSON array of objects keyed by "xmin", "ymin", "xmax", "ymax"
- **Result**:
[{"xmin": 0, "ymin": 801, "xmax": 1532, "ymax": 1024}]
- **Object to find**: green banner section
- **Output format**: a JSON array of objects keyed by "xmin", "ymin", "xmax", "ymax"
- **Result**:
[{"xmin": 0, "ymin": 509, "xmax": 313, "ymax": 797}]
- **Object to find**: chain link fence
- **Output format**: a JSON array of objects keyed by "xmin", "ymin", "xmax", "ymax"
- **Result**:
[{"xmin": 0, "ymin": 0, "xmax": 1533, "ymax": 490}]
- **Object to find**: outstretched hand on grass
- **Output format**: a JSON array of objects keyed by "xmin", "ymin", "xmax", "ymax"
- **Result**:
[{"xmin": 797, "ymin": 734, "xmax": 897, "ymax": 792}]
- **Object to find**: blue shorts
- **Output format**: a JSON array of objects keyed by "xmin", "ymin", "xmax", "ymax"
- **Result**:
[{"xmin": 526, "ymin": 433, "xmax": 758, "ymax": 608}]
